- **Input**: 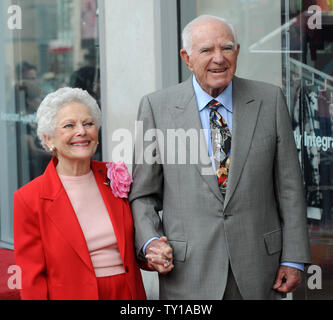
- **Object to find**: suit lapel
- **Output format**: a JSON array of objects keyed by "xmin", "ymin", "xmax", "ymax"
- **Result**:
[
  {"xmin": 169, "ymin": 78, "xmax": 224, "ymax": 204},
  {"xmin": 40, "ymin": 159, "xmax": 126, "ymax": 272},
  {"xmin": 223, "ymin": 77, "xmax": 262, "ymax": 210},
  {"xmin": 168, "ymin": 77, "xmax": 262, "ymax": 208},
  {"xmin": 91, "ymin": 161, "xmax": 126, "ymax": 260},
  {"xmin": 41, "ymin": 158, "xmax": 94, "ymax": 272}
]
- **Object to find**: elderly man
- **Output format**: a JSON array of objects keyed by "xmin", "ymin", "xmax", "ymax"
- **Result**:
[{"xmin": 129, "ymin": 15, "xmax": 311, "ymax": 299}]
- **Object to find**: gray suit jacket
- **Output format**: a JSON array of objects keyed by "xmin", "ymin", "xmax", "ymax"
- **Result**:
[{"xmin": 129, "ymin": 76, "xmax": 311, "ymax": 300}]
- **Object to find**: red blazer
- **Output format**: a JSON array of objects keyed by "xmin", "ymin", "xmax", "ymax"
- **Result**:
[{"xmin": 13, "ymin": 158, "xmax": 147, "ymax": 300}]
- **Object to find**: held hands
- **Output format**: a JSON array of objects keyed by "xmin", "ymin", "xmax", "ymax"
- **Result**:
[
  {"xmin": 145, "ymin": 236, "xmax": 174, "ymax": 275},
  {"xmin": 273, "ymin": 265, "xmax": 302, "ymax": 293}
]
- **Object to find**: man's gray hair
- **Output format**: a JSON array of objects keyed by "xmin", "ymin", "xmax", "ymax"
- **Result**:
[
  {"xmin": 36, "ymin": 87, "xmax": 102, "ymax": 151},
  {"xmin": 182, "ymin": 15, "xmax": 238, "ymax": 55}
]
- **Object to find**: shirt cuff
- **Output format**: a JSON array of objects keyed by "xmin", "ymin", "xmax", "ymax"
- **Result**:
[
  {"xmin": 281, "ymin": 262, "xmax": 304, "ymax": 271},
  {"xmin": 142, "ymin": 237, "xmax": 160, "ymax": 256}
]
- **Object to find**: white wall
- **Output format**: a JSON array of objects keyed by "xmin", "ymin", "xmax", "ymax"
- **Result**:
[
  {"xmin": 100, "ymin": 0, "xmax": 158, "ymax": 165},
  {"xmin": 98, "ymin": 0, "xmax": 161, "ymax": 300}
]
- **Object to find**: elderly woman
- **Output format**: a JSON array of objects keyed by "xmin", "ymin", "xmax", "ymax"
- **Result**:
[{"xmin": 13, "ymin": 87, "xmax": 147, "ymax": 300}]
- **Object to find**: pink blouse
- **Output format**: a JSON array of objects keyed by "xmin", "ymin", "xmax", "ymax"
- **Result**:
[{"xmin": 59, "ymin": 171, "xmax": 125, "ymax": 277}]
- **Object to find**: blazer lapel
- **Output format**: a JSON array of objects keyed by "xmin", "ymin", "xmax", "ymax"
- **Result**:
[
  {"xmin": 40, "ymin": 158, "xmax": 94, "ymax": 272},
  {"xmin": 223, "ymin": 77, "xmax": 262, "ymax": 210},
  {"xmin": 169, "ymin": 78, "xmax": 224, "ymax": 204},
  {"xmin": 91, "ymin": 161, "xmax": 126, "ymax": 260}
]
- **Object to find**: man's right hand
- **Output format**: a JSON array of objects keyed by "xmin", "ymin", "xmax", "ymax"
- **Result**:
[{"xmin": 145, "ymin": 236, "xmax": 174, "ymax": 275}]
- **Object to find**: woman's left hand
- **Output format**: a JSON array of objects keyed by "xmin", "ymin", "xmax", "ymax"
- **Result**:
[{"xmin": 145, "ymin": 236, "xmax": 174, "ymax": 274}]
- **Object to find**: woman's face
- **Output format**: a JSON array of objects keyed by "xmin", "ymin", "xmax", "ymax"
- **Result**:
[{"xmin": 45, "ymin": 101, "xmax": 99, "ymax": 164}]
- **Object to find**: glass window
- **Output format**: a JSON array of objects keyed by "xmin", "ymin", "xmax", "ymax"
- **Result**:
[
  {"xmin": 179, "ymin": 0, "xmax": 333, "ymax": 299},
  {"xmin": 0, "ymin": 0, "xmax": 101, "ymax": 249},
  {"xmin": 284, "ymin": 0, "xmax": 333, "ymax": 300}
]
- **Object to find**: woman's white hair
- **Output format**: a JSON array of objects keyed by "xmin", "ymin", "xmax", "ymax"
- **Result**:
[
  {"xmin": 182, "ymin": 15, "xmax": 238, "ymax": 55},
  {"xmin": 36, "ymin": 87, "xmax": 102, "ymax": 151}
]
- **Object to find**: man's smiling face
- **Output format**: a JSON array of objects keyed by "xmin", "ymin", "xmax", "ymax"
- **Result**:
[{"xmin": 181, "ymin": 19, "xmax": 240, "ymax": 98}]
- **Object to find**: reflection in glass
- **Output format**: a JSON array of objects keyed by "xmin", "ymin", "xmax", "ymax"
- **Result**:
[
  {"xmin": 0, "ymin": 0, "xmax": 101, "ymax": 248},
  {"xmin": 13, "ymin": 0, "xmax": 101, "ymax": 184},
  {"xmin": 281, "ymin": 0, "xmax": 333, "ymax": 300}
]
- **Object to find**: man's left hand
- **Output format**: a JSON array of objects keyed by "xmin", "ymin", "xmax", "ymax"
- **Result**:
[{"xmin": 273, "ymin": 265, "xmax": 302, "ymax": 293}]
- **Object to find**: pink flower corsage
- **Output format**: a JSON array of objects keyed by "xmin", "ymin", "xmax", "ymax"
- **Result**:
[{"xmin": 105, "ymin": 162, "xmax": 133, "ymax": 198}]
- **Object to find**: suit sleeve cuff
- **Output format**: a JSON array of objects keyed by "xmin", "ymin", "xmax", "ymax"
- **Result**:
[
  {"xmin": 142, "ymin": 237, "xmax": 160, "ymax": 256},
  {"xmin": 281, "ymin": 262, "xmax": 304, "ymax": 271}
]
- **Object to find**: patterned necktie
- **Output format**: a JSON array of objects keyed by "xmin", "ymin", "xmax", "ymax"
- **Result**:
[{"xmin": 208, "ymin": 99, "xmax": 231, "ymax": 196}]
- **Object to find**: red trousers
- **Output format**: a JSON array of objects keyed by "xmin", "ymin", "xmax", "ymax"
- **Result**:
[{"xmin": 97, "ymin": 273, "xmax": 132, "ymax": 300}]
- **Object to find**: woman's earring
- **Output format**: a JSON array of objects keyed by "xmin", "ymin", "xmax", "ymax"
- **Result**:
[{"xmin": 49, "ymin": 145, "xmax": 55, "ymax": 152}]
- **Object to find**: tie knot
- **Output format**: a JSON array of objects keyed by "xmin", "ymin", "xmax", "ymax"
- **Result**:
[{"xmin": 207, "ymin": 99, "xmax": 222, "ymax": 111}]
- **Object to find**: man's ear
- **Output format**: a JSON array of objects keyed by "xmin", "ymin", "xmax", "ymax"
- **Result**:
[
  {"xmin": 235, "ymin": 44, "xmax": 240, "ymax": 57},
  {"xmin": 180, "ymin": 49, "xmax": 192, "ymax": 71}
]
